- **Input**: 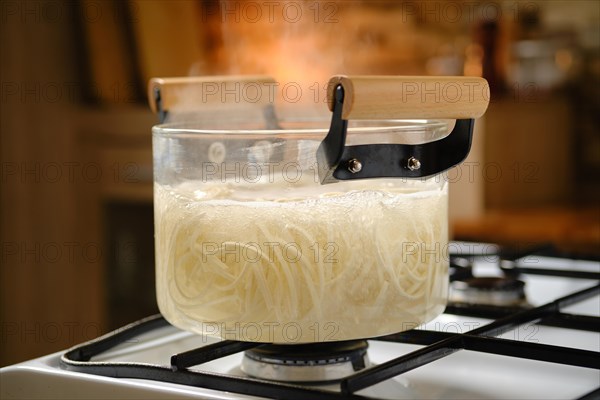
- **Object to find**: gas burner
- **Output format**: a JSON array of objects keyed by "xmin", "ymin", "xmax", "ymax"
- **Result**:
[
  {"xmin": 241, "ymin": 340, "xmax": 369, "ymax": 383},
  {"xmin": 450, "ymin": 256, "xmax": 475, "ymax": 281},
  {"xmin": 450, "ymin": 277, "xmax": 528, "ymax": 307}
]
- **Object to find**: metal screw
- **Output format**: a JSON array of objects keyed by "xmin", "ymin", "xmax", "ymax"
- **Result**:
[
  {"xmin": 407, "ymin": 156, "xmax": 421, "ymax": 171},
  {"xmin": 347, "ymin": 158, "xmax": 362, "ymax": 173}
]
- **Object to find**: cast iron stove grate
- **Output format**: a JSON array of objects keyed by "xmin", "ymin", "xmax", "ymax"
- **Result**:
[{"xmin": 61, "ymin": 249, "xmax": 600, "ymax": 400}]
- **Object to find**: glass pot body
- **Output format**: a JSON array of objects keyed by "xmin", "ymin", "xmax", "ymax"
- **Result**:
[{"xmin": 153, "ymin": 120, "xmax": 449, "ymax": 343}]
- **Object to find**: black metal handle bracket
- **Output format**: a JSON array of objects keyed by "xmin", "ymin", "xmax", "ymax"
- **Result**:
[{"xmin": 316, "ymin": 85, "xmax": 475, "ymax": 184}]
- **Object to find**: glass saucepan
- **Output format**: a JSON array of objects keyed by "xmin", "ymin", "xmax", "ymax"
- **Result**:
[{"xmin": 149, "ymin": 75, "xmax": 489, "ymax": 343}]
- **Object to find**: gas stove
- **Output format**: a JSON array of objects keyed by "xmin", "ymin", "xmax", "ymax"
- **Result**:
[{"xmin": 1, "ymin": 242, "xmax": 598, "ymax": 399}]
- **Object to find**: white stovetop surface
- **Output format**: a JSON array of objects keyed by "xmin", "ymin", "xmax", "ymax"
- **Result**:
[{"xmin": 1, "ymin": 253, "xmax": 599, "ymax": 400}]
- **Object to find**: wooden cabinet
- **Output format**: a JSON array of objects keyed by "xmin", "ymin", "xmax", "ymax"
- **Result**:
[{"xmin": 484, "ymin": 98, "xmax": 573, "ymax": 208}]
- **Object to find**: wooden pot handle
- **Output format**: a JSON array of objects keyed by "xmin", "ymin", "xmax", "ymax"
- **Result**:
[
  {"xmin": 148, "ymin": 75, "xmax": 277, "ymax": 114},
  {"xmin": 326, "ymin": 75, "xmax": 490, "ymax": 120}
]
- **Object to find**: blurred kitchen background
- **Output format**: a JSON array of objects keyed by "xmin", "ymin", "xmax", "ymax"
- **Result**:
[{"xmin": 1, "ymin": 0, "xmax": 598, "ymax": 366}]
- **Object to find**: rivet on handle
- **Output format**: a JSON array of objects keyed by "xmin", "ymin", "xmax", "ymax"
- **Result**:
[
  {"xmin": 407, "ymin": 157, "xmax": 421, "ymax": 171},
  {"xmin": 347, "ymin": 158, "xmax": 363, "ymax": 173}
]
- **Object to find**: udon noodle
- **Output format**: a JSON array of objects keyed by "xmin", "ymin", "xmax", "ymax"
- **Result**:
[{"xmin": 155, "ymin": 181, "xmax": 448, "ymax": 343}]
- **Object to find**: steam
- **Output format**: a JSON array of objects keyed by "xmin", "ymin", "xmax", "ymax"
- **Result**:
[
  {"xmin": 214, "ymin": 0, "xmax": 352, "ymax": 120},
  {"xmin": 165, "ymin": 1, "xmax": 362, "ymax": 126}
]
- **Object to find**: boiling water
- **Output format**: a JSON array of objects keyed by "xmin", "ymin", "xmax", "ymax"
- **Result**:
[{"xmin": 155, "ymin": 181, "xmax": 448, "ymax": 343}]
